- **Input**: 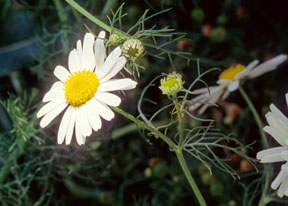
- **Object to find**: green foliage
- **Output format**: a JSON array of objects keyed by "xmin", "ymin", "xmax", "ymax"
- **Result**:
[{"xmin": 1, "ymin": 0, "xmax": 288, "ymax": 205}]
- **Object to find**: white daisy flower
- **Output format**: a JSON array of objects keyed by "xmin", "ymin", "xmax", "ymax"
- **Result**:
[
  {"xmin": 190, "ymin": 54, "xmax": 287, "ymax": 114},
  {"xmin": 256, "ymin": 93, "xmax": 288, "ymax": 198},
  {"xmin": 37, "ymin": 32, "xmax": 137, "ymax": 145}
]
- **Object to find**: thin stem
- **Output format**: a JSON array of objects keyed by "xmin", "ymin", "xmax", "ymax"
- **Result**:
[
  {"xmin": 53, "ymin": 0, "xmax": 69, "ymax": 54},
  {"xmin": 112, "ymin": 107, "xmax": 206, "ymax": 205},
  {"xmin": 238, "ymin": 86, "xmax": 272, "ymax": 206},
  {"xmin": 173, "ymin": 95, "xmax": 184, "ymax": 146},
  {"xmin": 0, "ymin": 138, "xmax": 25, "ymax": 183},
  {"xmin": 111, "ymin": 107, "xmax": 177, "ymax": 149},
  {"xmin": 65, "ymin": 0, "xmax": 112, "ymax": 33},
  {"xmin": 175, "ymin": 150, "xmax": 207, "ymax": 206},
  {"xmin": 238, "ymin": 86, "xmax": 268, "ymax": 148},
  {"xmin": 259, "ymin": 165, "xmax": 273, "ymax": 206}
]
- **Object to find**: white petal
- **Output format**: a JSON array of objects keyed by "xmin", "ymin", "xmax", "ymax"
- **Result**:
[
  {"xmin": 50, "ymin": 81, "xmax": 63, "ymax": 91},
  {"xmin": 43, "ymin": 82, "xmax": 64, "ymax": 102},
  {"xmin": 54, "ymin": 65, "xmax": 70, "ymax": 82},
  {"xmin": 68, "ymin": 49, "xmax": 81, "ymax": 74},
  {"xmin": 82, "ymin": 33, "xmax": 95, "ymax": 71},
  {"xmin": 65, "ymin": 108, "xmax": 76, "ymax": 145},
  {"xmin": 76, "ymin": 40, "xmax": 83, "ymax": 68},
  {"xmin": 57, "ymin": 106, "xmax": 73, "ymax": 144},
  {"xmin": 227, "ymin": 80, "xmax": 239, "ymax": 91},
  {"xmin": 75, "ymin": 110, "xmax": 85, "ymax": 145},
  {"xmin": 189, "ymin": 87, "xmax": 223, "ymax": 112},
  {"xmin": 235, "ymin": 59, "xmax": 259, "ymax": 79},
  {"xmin": 40, "ymin": 102, "xmax": 68, "ymax": 128},
  {"xmin": 86, "ymin": 102, "xmax": 102, "ymax": 132},
  {"xmin": 221, "ymin": 90, "xmax": 230, "ymax": 101},
  {"xmin": 216, "ymin": 79, "xmax": 232, "ymax": 85},
  {"xmin": 98, "ymin": 78, "xmax": 137, "ymax": 92},
  {"xmin": 265, "ymin": 112, "xmax": 288, "ymax": 143},
  {"xmin": 37, "ymin": 96, "xmax": 66, "ymax": 118},
  {"xmin": 250, "ymin": 54, "xmax": 287, "ymax": 79},
  {"xmin": 270, "ymin": 104, "xmax": 288, "ymax": 126},
  {"xmin": 192, "ymin": 86, "xmax": 219, "ymax": 94},
  {"xmin": 281, "ymin": 151, "xmax": 288, "ymax": 161},
  {"xmin": 78, "ymin": 106, "xmax": 92, "ymax": 137},
  {"xmin": 198, "ymin": 104, "xmax": 210, "ymax": 115},
  {"xmin": 278, "ymin": 176, "xmax": 288, "ymax": 198},
  {"xmin": 198, "ymin": 89, "xmax": 222, "ymax": 114},
  {"xmin": 272, "ymin": 170, "xmax": 287, "ymax": 190},
  {"xmin": 94, "ymin": 31, "xmax": 106, "ymax": 69},
  {"xmin": 244, "ymin": 60, "xmax": 259, "ymax": 72},
  {"xmin": 234, "ymin": 69, "xmax": 250, "ymax": 80},
  {"xmin": 256, "ymin": 148, "xmax": 285, "ymax": 163},
  {"xmin": 100, "ymin": 56, "xmax": 127, "ymax": 82},
  {"xmin": 95, "ymin": 92, "xmax": 121, "ymax": 107},
  {"xmin": 257, "ymin": 147, "xmax": 285, "ymax": 160},
  {"xmin": 96, "ymin": 47, "xmax": 122, "ymax": 79},
  {"xmin": 263, "ymin": 126, "xmax": 286, "ymax": 146},
  {"xmin": 90, "ymin": 97, "xmax": 114, "ymax": 121}
]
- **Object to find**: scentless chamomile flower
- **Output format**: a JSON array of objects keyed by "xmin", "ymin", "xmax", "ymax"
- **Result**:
[
  {"xmin": 257, "ymin": 94, "xmax": 288, "ymax": 198},
  {"xmin": 189, "ymin": 54, "xmax": 287, "ymax": 114},
  {"xmin": 37, "ymin": 31, "xmax": 137, "ymax": 145},
  {"xmin": 159, "ymin": 72, "xmax": 184, "ymax": 95},
  {"xmin": 121, "ymin": 39, "xmax": 144, "ymax": 60}
]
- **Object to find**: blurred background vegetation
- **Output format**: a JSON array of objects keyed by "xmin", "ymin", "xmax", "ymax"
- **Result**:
[{"xmin": 0, "ymin": 0, "xmax": 288, "ymax": 205}]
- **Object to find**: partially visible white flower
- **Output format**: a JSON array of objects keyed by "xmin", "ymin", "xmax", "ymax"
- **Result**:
[
  {"xmin": 37, "ymin": 31, "xmax": 137, "ymax": 145},
  {"xmin": 257, "ymin": 93, "xmax": 288, "ymax": 198},
  {"xmin": 190, "ymin": 55, "xmax": 287, "ymax": 114}
]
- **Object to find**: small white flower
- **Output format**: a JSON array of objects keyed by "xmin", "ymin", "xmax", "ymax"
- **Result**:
[
  {"xmin": 257, "ymin": 93, "xmax": 288, "ymax": 198},
  {"xmin": 37, "ymin": 32, "xmax": 137, "ymax": 145},
  {"xmin": 190, "ymin": 55, "xmax": 287, "ymax": 114}
]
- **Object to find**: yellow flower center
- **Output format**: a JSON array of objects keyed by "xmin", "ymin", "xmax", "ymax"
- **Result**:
[
  {"xmin": 219, "ymin": 64, "xmax": 245, "ymax": 82},
  {"xmin": 63, "ymin": 70, "xmax": 99, "ymax": 107}
]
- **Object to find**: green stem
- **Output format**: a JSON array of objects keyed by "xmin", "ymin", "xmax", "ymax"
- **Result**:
[
  {"xmin": 65, "ymin": 0, "xmax": 112, "ymax": 33},
  {"xmin": 173, "ymin": 95, "xmax": 184, "ymax": 146},
  {"xmin": 238, "ymin": 86, "xmax": 268, "ymax": 148},
  {"xmin": 112, "ymin": 107, "xmax": 206, "ymax": 205},
  {"xmin": 238, "ymin": 86, "xmax": 272, "ymax": 206},
  {"xmin": 53, "ymin": 0, "xmax": 69, "ymax": 54},
  {"xmin": 101, "ymin": 0, "xmax": 119, "ymax": 16},
  {"xmin": 175, "ymin": 150, "xmax": 207, "ymax": 206},
  {"xmin": 259, "ymin": 164, "xmax": 273, "ymax": 206},
  {"xmin": 111, "ymin": 107, "xmax": 177, "ymax": 149},
  {"xmin": 53, "ymin": 0, "xmax": 68, "ymax": 22},
  {"xmin": 0, "ymin": 138, "xmax": 25, "ymax": 183}
]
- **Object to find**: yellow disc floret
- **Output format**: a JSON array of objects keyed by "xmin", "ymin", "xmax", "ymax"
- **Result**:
[
  {"xmin": 219, "ymin": 64, "xmax": 245, "ymax": 81},
  {"xmin": 64, "ymin": 70, "xmax": 99, "ymax": 107},
  {"xmin": 159, "ymin": 72, "xmax": 184, "ymax": 95}
]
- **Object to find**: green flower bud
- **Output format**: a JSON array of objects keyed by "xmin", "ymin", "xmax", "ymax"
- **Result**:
[
  {"xmin": 122, "ymin": 39, "xmax": 144, "ymax": 60},
  {"xmin": 144, "ymin": 168, "xmax": 152, "ymax": 177},
  {"xmin": 152, "ymin": 162, "xmax": 168, "ymax": 178},
  {"xmin": 209, "ymin": 180, "xmax": 224, "ymax": 197},
  {"xmin": 210, "ymin": 27, "xmax": 227, "ymax": 43},
  {"xmin": 108, "ymin": 33, "xmax": 121, "ymax": 45},
  {"xmin": 159, "ymin": 72, "xmax": 184, "ymax": 95},
  {"xmin": 217, "ymin": 14, "xmax": 228, "ymax": 25},
  {"xmin": 191, "ymin": 8, "xmax": 205, "ymax": 23}
]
